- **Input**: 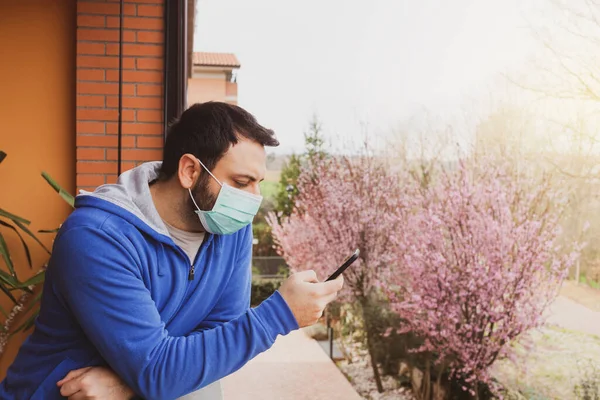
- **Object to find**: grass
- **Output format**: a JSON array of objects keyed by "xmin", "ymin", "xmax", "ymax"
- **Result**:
[
  {"xmin": 579, "ymin": 275, "xmax": 600, "ymax": 290},
  {"xmin": 493, "ymin": 325, "xmax": 600, "ymax": 399},
  {"xmin": 259, "ymin": 180, "xmax": 280, "ymax": 201}
]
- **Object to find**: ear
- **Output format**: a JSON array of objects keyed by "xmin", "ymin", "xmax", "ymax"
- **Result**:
[{"xmin": 177, "ymin": 154, "xmax": 201, "ymax": 190}]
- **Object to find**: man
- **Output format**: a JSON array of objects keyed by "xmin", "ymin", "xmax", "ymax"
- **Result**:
[{"xmin": 0, "ymin": 102, "xmax": 343, "ymax": 399}]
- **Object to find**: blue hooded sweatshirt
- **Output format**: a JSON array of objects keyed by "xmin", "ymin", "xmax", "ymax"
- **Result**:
[{"xmin": 0, "ymin": 162, "xmax": 298, "ymax": 400}]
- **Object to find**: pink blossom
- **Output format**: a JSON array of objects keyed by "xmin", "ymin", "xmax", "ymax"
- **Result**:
[
  {"xmin": 386, "ymin": 158, "xmax": 578, "ymax": 391},
  {"xmin": 268, "ymin": 155, "xmax": 410, "ymax": 299}
]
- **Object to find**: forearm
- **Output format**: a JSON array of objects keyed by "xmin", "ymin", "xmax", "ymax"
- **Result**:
[{"xmin": 107, "ymin": 292, "xmax": 297, "ymax": 399}]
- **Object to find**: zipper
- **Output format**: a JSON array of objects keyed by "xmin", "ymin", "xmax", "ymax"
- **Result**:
[
  {"xmin": 188, "ymin": 233, "xmax": 209, "ymax": 280},
  {"xmin": 165, "ymin": 233, "xmax": 211, "ymax": 326}
]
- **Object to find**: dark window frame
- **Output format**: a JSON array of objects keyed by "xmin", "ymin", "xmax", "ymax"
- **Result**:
[{"xmin": 163, "ymin": 0, "xmax": 188, "ymax": 137}]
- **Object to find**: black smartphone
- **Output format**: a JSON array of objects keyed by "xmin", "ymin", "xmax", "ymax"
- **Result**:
[{"xmin": 325, "ymin": 249, "xmax": 360, "ymax": 281}]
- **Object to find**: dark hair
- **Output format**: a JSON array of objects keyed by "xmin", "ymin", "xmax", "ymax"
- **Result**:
[{"xmin": 160, "ymin": 102, "xmax": 279, "ymax": 180}]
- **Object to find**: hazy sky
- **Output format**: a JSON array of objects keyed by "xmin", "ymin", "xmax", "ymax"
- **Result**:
[{"xmin": 194, "ymin": 0, "xmax": 542, "ymax": 154}]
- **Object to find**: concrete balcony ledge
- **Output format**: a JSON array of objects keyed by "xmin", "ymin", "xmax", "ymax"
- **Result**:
[{"xmin": 222, "ymin": 330, "xmax": 361, "ymax": 400}]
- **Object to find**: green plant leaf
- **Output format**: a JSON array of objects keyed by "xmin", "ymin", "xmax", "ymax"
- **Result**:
[
  {"xmin": 0, "ymin": 208, "xmax": 30, "ymax": 225},
  {"xmin": 13, "ymin": 220, "xmax": 50, "ymax": 255},
  {"xmin": 19, "ymin": 286, "xmax": 33, "ymax": 294},
  {"xmin": 0, "ymin": 151, "xmax": 6, "ymax": 164},
  {"xmin": 17, "ymin": 271, "xmax": 45, "ymax": 288},
  {"xmin": 0, "ymin": 220, "xmax": 32, "ymax": 269},
  {"xmin": 0, "ymin": 281, "xmax": 18, "ymax": 304},
  {"xmin": 59, "ymin": 191, "xmax": 75, "ymax": 207},
  {"xmin": 0, "ymin": 268, "xmax": 18, "ymax": 286},
  {"xmin": 0, "ymin": 303, "xmax": 8, "ymax": 319},
  {"xmin": 0, "ymin": 230, "xmax": 17, "ymax": 278},
  {"xmin": 7, "ymin": 287, "xmax": 33, "ymax": 294},
  {"xmin": 38, "ymin": 228, "xmax": 60, "ymax": 234},
  {"xmin": 41, "ymin": 172, "xmax": 75, "ymax": 207}
]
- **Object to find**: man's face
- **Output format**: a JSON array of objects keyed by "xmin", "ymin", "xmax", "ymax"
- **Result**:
[{"xmin": 190, "ymin": 137, "xmax": 266, "ymax": 212}]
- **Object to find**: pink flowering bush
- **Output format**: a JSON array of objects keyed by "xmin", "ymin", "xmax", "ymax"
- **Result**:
[
  {"xmin": 269, "ymin": 152, "xmax": 577, "ymax": 398},
  {"xmin": 386, "ymin": 159, "xmax": 580, "ymax": 399},
  {"xmin": 269, "ymin": 155, "xmax": 408, "ymax": 298},
  {"xmin": 268, "ymin": 154, "xmax": 409, "ymax": 392}
]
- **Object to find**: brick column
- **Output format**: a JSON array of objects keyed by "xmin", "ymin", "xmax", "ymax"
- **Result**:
[{"xmin": 76, "ymin": 0, "xmax": 165, "ymax": 192}]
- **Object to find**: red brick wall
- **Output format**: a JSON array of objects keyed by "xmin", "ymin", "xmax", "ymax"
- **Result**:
[{"xmin": 76, "ymin": 0, "xmax": 165, "ymax": 192}]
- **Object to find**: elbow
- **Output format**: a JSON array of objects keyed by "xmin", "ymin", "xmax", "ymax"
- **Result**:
[
  {"xmin": 133, "ymin": 374, "xmax": 207, "ymax": 400},
  {"xmin": 132, "ymin": 367, "xmax": 185, "ymax": 400},
  {"xmin": 131, "ymin": 344, "xmax": 205, "ymax": 400}
]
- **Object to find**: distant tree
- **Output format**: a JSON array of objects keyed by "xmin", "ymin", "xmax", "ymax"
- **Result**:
[
  {"xmin": 304, "ymin": 114, "xmax": 327, "ymax": 168},
  {"xmin": 505, "ymin": 0, "xmax": 600, "ymax": 284},
  {"xmin": 274, "ymin": 154, "xmax": 302, "ymax": 220},
  {"xmin": 274, "ymin": 114, "xmax": 328, "ymax": 219}
]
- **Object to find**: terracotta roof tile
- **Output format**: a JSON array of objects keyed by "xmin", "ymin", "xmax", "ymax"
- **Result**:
[{"xmin": 192, "ymin": 52, "xmax": 240, "ymax": 68}]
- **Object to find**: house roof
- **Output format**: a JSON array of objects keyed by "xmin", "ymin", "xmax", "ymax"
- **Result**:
[{"xmin": 192, "ymin": 52, "xmax": 240, "ymax": 68}]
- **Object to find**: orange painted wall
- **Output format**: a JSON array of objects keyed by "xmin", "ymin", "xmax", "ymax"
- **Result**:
[
  {"xmin": 0, "ymin": 0, "xmax": 76, "ymax": 378},
  {"xmin": 187, "ymin": 74, "xmax": 238, "ymax": 106}
]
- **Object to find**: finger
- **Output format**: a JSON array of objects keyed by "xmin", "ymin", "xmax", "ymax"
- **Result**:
[
  {"xmin": 59, "ymin": 378, "xmax": 83, "ymax": 398},
  {"xmin": 322, "ymin": 290, "xmax": 338, "ymax": 305},
  {"xmin": 320, "ymin": 275, "xmax": 344, "ymax": 294},
  {"xmin": 57, "ymin": 367, "xmax": 92, "ymax": 386},
  {"xmin": 294, "ymin": 270, "xmax": 318, "ymax": 283},
  {"xmin": 68, "ymin": 392, "xmax": 88, "ymax": 400}
]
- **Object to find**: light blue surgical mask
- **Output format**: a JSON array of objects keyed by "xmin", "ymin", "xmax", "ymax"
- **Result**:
[{"xmin": 189, "ymin": 159, "xmax": 263, "ymax": 235}]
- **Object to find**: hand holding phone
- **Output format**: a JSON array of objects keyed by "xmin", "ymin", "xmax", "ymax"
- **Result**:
[
  {"xmin": 278, "ymin": 250, "xmax": 357, "ymax": 327},
  {"xmin": 278, "ymin": 269, "xmax": 344, "ymax": 327},
  {"xmin": 326, "ymin": 249, "xmax": 360, "ymax": 281}
]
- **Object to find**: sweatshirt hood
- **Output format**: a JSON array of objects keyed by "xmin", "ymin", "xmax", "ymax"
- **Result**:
[{"xmin": 76, "ymin": 161, "xmax": 170, "ymax": 237}]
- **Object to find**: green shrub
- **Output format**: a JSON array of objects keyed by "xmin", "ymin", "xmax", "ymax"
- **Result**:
[
  {"xmin": 251, "ymin": 279, "xmax": 281, "ymax": 307},
  {"xmin": 252, "ymin": 222, "xmax": 277, "ymax": 256},
  {"xmin": 364, "ymin": 297, "xmax": 408, "ymax": 377}
]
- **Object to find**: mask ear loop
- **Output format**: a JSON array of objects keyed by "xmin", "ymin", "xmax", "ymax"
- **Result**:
[
  {"xmin": 188, "ymin": 188, "xmax": 202, "ymax": 210},
  {"xmin": 189, "ymin": 158, "xmax": 223, "ymax": 211},
  {"xmin": 197, "ymin": 158, "xmax": 223, "ymax": 187}
]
